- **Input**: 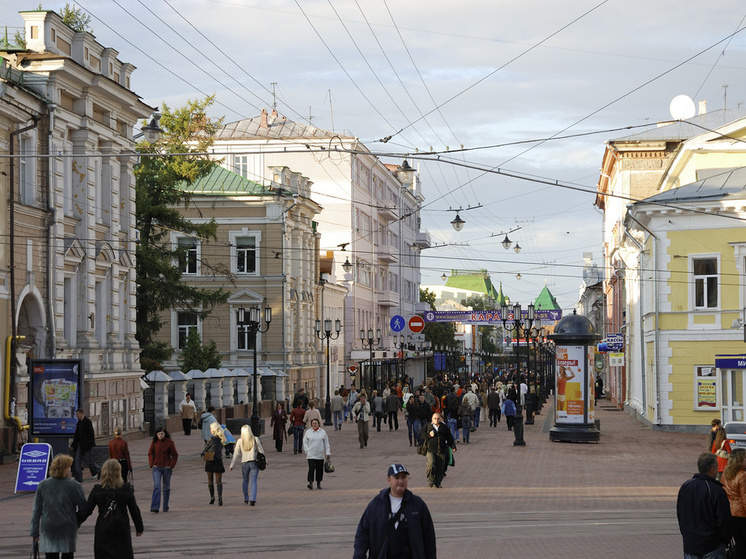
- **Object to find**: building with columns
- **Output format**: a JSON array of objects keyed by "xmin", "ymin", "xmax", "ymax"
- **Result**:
[{"xmin": 0, "ymin": 10, "xmax": 152, "ymax": 450}]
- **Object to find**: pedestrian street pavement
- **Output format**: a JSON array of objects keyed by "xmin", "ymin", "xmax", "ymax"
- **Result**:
[{"xmin": 0, "ymin": 402, "xmax": 704, "ymax": 558}]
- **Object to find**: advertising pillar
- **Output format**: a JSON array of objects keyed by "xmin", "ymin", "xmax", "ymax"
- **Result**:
[{"xmin": 548, "ymin": 311, "xmax": 600, "ymax": 442}]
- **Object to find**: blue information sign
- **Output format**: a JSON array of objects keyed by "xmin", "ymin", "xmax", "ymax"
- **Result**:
[
  {"xmin": 390, "ymin": 315, "xmax": 406, "ymax": 332},
  {"xmin": 15, "ymin": 443, "xmax": 52, "ymax": 493},
  {"xmin": 29, "ymin": 359, "xmax": 82, "ymax": 436}
]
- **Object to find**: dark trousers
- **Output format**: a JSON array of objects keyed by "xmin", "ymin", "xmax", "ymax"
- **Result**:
[
  {"xmin": 506, "ymin": 415, "xmax": 515, "ymax": 431},
  {"xmin": 489, "ymin": 408, "xmax": 500, "ymax": 426},
  {"xmin": 73, "ymin": 446, "xmax": 100, "ymax": 482},
  {"xmin": 388, "ymin": 411, "xmax": 399, "ymax": 430},
  {"xmin": 426, "ymin": 451, "xmax": 445, "ymax": 487},
  {"xmin": 732, "ymin": 515, "xmax": 746, "ymax": 558},
  {"xmin": 182, "ymin": 418, "xmax": 193, "ymax": 435},
  {"xmin": 307, "ymin": 459, "xmax": 324, "ymax": 483},
  {"xmin": 374, "ymin": 414, "xmax": 383, "ymax": 431}
]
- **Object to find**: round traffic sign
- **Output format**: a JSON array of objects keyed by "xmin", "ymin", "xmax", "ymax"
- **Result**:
[{"xmin": 408, "ymin": 316, "xmax": 425, "ymax": 333}]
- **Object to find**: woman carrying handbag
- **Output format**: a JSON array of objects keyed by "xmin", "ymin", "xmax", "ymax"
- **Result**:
[
  {"xmin": 202, "ymin": 422, "xmax": 227, "ymax": 506},
  {"xmin": 712, "ymin": 425, "xmax": 731, "ymax": 481}
]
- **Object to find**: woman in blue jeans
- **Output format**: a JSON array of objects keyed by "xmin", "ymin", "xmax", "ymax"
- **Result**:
[
  {"xmin": 147, "ymin": 427, "xmax": 178, "ymax": 512},
  {"xmin": 230, "ymin": 425, "xmax": 264, "ymax": 506},
  {"xmin": 404, "ymin": 395, "xmax": 418, "ymax": 446}
]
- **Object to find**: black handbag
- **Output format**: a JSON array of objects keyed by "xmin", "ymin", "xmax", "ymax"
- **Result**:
[
  {"xmin": 256, "ymin": 451, "xmax": 267, "ymax": 471},
  {"xmin": 324, "ymin": 456, "xmax": 335, "ymax": 473},
  {"xmin": 30, "ymin": 540, "xmax": 39, "ymax": 559}
]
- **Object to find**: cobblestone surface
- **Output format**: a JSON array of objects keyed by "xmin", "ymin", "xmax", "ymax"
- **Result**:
[{"xmin": 0, "ymin": 401, "xmax": 706, "ymax": 558}]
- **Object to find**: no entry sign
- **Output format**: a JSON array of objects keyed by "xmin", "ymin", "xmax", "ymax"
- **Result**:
[{"xmin": 408, "ymin": 316, "xmax": 425, "ymax": 333}]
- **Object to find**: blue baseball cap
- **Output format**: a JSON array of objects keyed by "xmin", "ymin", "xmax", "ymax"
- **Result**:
[{"xmin": 387, "ymin": 463, "xmax": 409, "ymax": 477}]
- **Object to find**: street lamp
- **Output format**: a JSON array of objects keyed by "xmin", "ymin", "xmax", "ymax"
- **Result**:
[
  {"xmin": 134, "ymin": 109, "xmax": 163, "ymax": 143},
  {"xmin": 524, "ymin": 319, "xmax": 541, "ymax": 425},
  {"xmin": 238, "ymin": 306, "xmax": 272, "ymax": 436},
  {"xmin": 360, "ymin": 328, "xmax": 381, "ymax": 393},
  {"xmin": 395, "ymin": 159, "xmax": 416, "ymax": 186},
  {"xmin": 450, "ymin": 212, "xmax": 465, "ymax": 232},
  {"xmin": 395, "ymin": 335, "xmax": 407, "ymax": 384},
  {"xmin": 316, "ymin": 317, "xmax": 342, "ymax": 427},
  {"xmin": 500, "ymin": 301, "xmax": 535, "ymax": 446}
]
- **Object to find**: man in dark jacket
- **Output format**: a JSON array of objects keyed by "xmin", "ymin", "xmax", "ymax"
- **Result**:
[
  {"xmin": 354, "ymin": 463, "xmax": 436, "ymax": 559},
  {"xmin": 70, "ymin": 408, "xmax": 100, "ymax": 482},
  {"xmin": 676, "ymin": 452, "xmax": 732, "ymax": 558},
  {"xmin": 487, "ymin": 386, "xmax": 502, "ymax": 426},
  {"xmin": 385, "ymin": 391, "xmax": 401, "ymax": 431},
  {"xmin": 421, "ymin": 412, "xmax": 455, "ymax": 488}
]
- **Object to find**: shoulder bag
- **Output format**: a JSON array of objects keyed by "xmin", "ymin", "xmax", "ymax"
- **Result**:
[
  {"xmin": 202, "ymin": 440, "xmax": 215, "ymax": 462},
  {"xmin": 716, "ymin": 441, "xmax": 730, "ymax": 459},
  {"xmin": 256, "ymin": 450, "xmax": 267, "ymax": 471},
  {"xmin": 324, "ymin": 456, "xmax": 335, "ymax": 473}
]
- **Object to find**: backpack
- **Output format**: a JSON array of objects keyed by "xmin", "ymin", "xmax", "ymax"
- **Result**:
[{"xmin": 99, "ymin": 491, "xmax": 129, "ymax": 535}]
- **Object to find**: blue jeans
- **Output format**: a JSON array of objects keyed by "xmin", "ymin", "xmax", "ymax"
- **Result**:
[
  {"xmin": 241, "ymin": 461, "xmax": 259, "ymax": 502},
  {"xmin": 473, "ymin": 408, "xmax": 481, "ymax": 428},
  {"xmin": 151, "ymin": 466, "xmax": 172, "ymax": 511},
  {"xmin": 343, "ymin": 404, "xmax": 349, "ymax": 421},
  {"xmin": 461, "ymin": 416, "xmax": 472, "ymax": 442},
  {"xmin": 406, "ymin": 416, "xmax": 417, "ymax": 444},
  {"xmin": 685, "ymin": 544, "xmax": 726, "ymax": 559},
  {"xmin": 333, "ymin": 410, "xmax": 343, "ymax": 430},
  {"xmin": 413, "ymin": 419, "xmax": 423, "ymax": 445},
  {"xmin": 293, "ymin": 425, "xmax": 304, "ymax": 452},
  {"xmin": 447, "ymin": 417, "xmax": 459, "ymax": 441}
]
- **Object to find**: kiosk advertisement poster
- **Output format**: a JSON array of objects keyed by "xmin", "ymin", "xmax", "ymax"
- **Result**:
[
  {"xmin": 29, "ymin": 359, "xmax": 82, "ymax": 436},
  {"xmin": 555, "ymin": 345, "xmax": 585, "ymax": 424}
]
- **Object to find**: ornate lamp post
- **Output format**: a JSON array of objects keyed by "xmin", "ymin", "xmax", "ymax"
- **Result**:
[
  {"xmin": 360, "ymin": 328, "xmax": 381, "ymax": 393},
  {"xmin": 238, "ymin": 306, "xmax": 272, "ymax": 436},
  {"xmin": 500, "ymin": 302, "xmax": 535, "ymax": 446},
  {"xmin": 316, "ymin": 318, "xmax": 341, "ymax": 427}
]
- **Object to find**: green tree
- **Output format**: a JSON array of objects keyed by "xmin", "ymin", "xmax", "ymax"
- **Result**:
[
  {"xmin": 135, "ymin": 96, "xmax": 229, "ymax": 370},
  {"xmin": 420, "ymin": 288, "xmax": 455, "ymax": 348},
  {"xmin": 60, "ymin": 3, "xmax": 91, "ymax": 32},
  {"xmin": 180, "ymin": 329, "xmax": 222, "ymax": 371}
]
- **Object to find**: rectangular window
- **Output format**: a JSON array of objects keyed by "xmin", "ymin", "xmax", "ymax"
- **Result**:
[
  {"xmin": 693, "ymin": 257, "xmax": 718, "ymax": 309},
  {"xmin": 236, "ymin": 237, "xmax": 256, "ymax": 274},
  {"xmin": 19, "ymin": 137, "xmax": 36, "ymax": 205},
  {"xmin": 178, "ymin": 237, "xmax": 198, "ymax": 275},
  {"xmin": 233, "ymin": 155, "xmax": 248, "ymax": 178},
  {"xmin": 177, "ymin": 312, "xmax": 198, "ymax": 349},
  {"xmin": 237, "ymin": 322, "xmax": 256, "ymax": 351}
]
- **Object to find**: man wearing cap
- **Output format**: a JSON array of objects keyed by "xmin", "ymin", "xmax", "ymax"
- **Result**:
[{"xmin": 353, "ymin": 463, "xmax": 436, "ymax": 559}]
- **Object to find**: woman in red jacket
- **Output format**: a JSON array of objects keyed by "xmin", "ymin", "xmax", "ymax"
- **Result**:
[
  {"xmin": 712, "ymin": 425, "xmax": 731, "ymax": 481},
  {"xmin": 108, "ymin": 427, "xmax": 132, "ymax": 482},
  {"xmin": 147, "ymin": 427, "xmax": 178, "ymax": 513}
]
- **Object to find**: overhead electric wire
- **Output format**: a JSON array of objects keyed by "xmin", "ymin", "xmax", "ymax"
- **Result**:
[
  {"xmin": 379, "ymin": 0, "xmax": 611, "ymax": 143},
  {"xmin": 160, "ymin": 0, "xmax": 313, "ymax": 126},
  {"xmin": 692, "ymin": 11, "xmax": 746, "ymax": 101},
  {"xmin": 75, "ymin": 0, "xmax": 244, "ymax": 119},
  {"xmin": 293, "ymin": 0, "xmax": 417, "ymax": 152}
]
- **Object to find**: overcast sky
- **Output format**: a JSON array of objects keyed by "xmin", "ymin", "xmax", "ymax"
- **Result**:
[{"xmin": 7, "ymin": 0, "xmax": 746, "ymax": 310}]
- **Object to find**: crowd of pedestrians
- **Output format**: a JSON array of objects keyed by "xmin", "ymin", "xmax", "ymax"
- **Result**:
[
  {"xmin": 29, "ymin": 372, "xmax": 537, "ymax": 558},
  {"xmin": 677, "ymin": 418, "xmax": 746, "ymax": 559}
]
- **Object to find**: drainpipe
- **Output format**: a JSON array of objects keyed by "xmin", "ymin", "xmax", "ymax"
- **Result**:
[
  {"xmin": 281, "ymin": 194, "xmax": 297, "ymax": 396},
  {"xmin": 6, "ymin": 118, "xmax": 39, "ymax": 443},
  {"xmin": 622, "ymin": 226, "xmax": 646, "ymax": 411},
  {"xmin": 46, "ymin": 102, "xmax": 57, "ymax": 357},
  {"xmin": 627, "ymin": 211, "xmax": 660, "ymax": 425}
]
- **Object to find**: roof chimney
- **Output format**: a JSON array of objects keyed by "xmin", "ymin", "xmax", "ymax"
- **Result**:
[
  {"xmin": 698, "ymin": 100, "xmax": 707, "ymax": 115},
  {"xmin": 260, "ymin": 108, "xmax": 268, "ymax": 128}
]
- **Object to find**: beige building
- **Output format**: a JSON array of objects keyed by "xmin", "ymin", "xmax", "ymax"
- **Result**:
[
  {"xmin": 0, "ymin": 10, "xmax": 153, "ymax": 450},
  {"xmin": 159, "ymin": 164, "xmax": 341, "ymax": 401}
]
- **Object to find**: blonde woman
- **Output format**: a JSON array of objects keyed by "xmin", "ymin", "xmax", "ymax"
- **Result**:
[
  {"xmin": 203, "ymin": 422, "xmax": 227, "ymax": 505},
  {"xmin": 78, "ymin": 459, "xmax": 144, "ymax": 558},
  {"xmin": 723, "ymin": 448, "xmax": 746, "ymax": 556},
  {"xmin": 230, "ymin": 425, "xmax": 265, "ymax": 505},
  {"xmin": 30, "ymin": 454, "xmax": 86, "ymax": 559}
]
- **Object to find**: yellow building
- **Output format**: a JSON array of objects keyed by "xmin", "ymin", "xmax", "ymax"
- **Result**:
[{"xmin": 622, "ymin": 116, "xmax": 746, "ymax": 430}]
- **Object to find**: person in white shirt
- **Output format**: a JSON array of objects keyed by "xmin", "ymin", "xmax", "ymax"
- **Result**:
[
  {"xmin": 229, "ymin": 425, "xmax": 265, "ymax": 506},
  {"xmin": 303, "ymin": 419, "xmax": 331, "ymax": 490}
]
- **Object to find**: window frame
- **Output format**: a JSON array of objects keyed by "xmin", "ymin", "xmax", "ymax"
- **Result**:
[
  {"xmin": 229, "ymin": 230, "xmax": 261, "ymax": 276},
  {"xmin": 177, "ymin": 236, "xmax": 199, "ymax": 275},
  {"xmin": 176, "ymin": 310, "xmax": 199, "ymax": 350},
  {"xmin": 691, "ymin": 254, "xmax": 719, "ymax": 310}
]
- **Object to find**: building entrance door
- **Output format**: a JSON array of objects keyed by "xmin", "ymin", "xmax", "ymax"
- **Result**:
[{"xmin": 722, "ymin": 368, "xmax": 745, "ymax": 423}]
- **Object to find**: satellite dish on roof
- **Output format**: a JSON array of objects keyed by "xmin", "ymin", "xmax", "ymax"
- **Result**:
[{"xmin": 670, "ymin": 95, "xmax": 696, "ymax": 120}]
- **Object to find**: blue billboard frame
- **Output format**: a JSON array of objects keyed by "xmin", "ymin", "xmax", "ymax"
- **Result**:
[{"xmin": 28, "ymin": 359, "xmax": 83, "ymax": 436}]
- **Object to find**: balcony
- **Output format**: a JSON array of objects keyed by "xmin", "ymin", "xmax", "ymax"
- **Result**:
[
  {"xmin": 378, "ymin": 204, "xmax": 398, "ymax": 221},
  {"xmin": 376, "ymin": 289, "xmax": 399, "ymax": 307},
  {"xmin": 378, "ymin": 243, "xmax": 398, "ymax": 263},
  {"xmin": 414, "ymin": 230, "xmax": 431, "ymax": 249}
]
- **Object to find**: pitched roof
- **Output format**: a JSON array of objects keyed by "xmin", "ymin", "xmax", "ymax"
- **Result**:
[
  {"xmin": 216, "ymin": 110, "xmax": 351, "ymax": 141},
  {"xmin": 534, "ymin": 283, "xmax": 560, "ymax": 311},
  {"xmin": 178, "ymin": 165, "xmax": 268, "ymax": 195},
  {"xmin": 613, "ymin": 109, "xmax": 746, "ymax": 143},
  {"xmin": 639, "ymin": 166, "xmax": 746, "ymax": 204},
  {"xmin": 445, "ymin": 270, "xmax": 498, "ymax": 300}
]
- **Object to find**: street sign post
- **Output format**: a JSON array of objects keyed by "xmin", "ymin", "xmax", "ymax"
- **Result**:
[{"xmin": 15, "ymin": 443, "xmax": 52, "ymax": 493}]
